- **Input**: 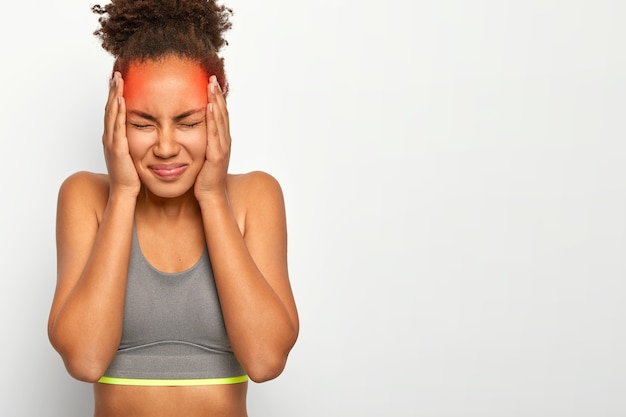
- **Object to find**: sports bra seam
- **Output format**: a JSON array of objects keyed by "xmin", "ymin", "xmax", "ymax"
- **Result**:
[{"xmin": 118, "ymin": 340, "xmax": 233, "ymax": 354}]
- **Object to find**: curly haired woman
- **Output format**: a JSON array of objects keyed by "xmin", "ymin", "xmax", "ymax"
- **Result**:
[{"xmin": 47, "ymin": 1, "xmax": 299, "ymax": 415}]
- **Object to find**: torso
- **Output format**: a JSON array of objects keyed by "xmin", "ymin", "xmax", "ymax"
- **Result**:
[
  {"xmin": 85, "ymin": 172, "xmax": 254, "ymax": 417},
  {"xmin": 94, "ymin": 382, "xmax": 248, "ymax": 417}
]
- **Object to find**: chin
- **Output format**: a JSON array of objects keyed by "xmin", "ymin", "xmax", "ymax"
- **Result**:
[{"xmin": 141, "ymin": 181, "xmax": 196, "ymax": 200}]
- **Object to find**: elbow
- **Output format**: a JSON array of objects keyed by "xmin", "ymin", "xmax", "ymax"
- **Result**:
[
  {"xmin": 50, "ymin": 338, "xmax": 109, "ymax": 383},
  {"xmin": 48, "ymin": 325, "xmax": 113, "ymax": 383},
  {"xmin": 63, "ymin": 357, "xmax": 108, "ymax": 383},
  {"xmin": 245, "ymin": 353, "xmax": 288, "ymax": 383},
  {"xmin": 245, "ymin": 332, "xmax": 298, "ymax": 383}
]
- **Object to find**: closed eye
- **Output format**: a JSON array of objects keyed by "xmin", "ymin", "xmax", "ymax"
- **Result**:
[
  {"xmin": 130, "ymin": 123, "xmax": 154, "ymax": 130},
  {"xmin": 179, "ymin": 121, "xmax": 203, "ymax": 128}
]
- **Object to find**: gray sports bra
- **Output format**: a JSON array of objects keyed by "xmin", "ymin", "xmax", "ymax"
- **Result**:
[{"xmin": 98, "ymin": 225, "xmax": 247, "ymax": 386}]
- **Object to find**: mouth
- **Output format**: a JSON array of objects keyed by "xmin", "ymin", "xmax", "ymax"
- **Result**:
[{"xmin": 149, "ymin": 163, "xmax": 188, "ymax": 180}]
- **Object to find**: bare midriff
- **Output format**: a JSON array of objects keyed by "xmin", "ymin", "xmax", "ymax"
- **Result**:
[{"xmin": 94, "ymin": 381, "xmax": 248, "ymax": 417}]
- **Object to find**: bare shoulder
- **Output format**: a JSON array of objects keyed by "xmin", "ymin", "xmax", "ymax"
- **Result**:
[
  {"xmin": 226, "ymin": 170, "xmax": 285, "ymax": 205},
  {"xmin": 58, "ymin": 171, "xmax": 110, "ymax": 219},
  {"xmin": 226, "ymin": 171, "xmax": 286, "ymax": 235}
]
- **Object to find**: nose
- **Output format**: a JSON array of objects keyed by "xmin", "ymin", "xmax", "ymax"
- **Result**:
[{"xmin": 153, "ymin": 128, "xmax": 180, "ymax": 158}]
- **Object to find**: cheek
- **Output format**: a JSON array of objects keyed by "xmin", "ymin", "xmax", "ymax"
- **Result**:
[
  {"xmin": 126, "ymin": 129, "xmax": 154, "ymax": 160},
  {"xmin": 186, "ymin": 130, "xmax": 208, "ymax": 157}
]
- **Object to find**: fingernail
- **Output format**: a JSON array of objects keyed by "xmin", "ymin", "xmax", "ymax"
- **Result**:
[
  {"xmin": 209, "ymin": 103, "xmax": 213, "ymax": 113},
  {"xmin": 210, "ymin": 83, "xmax": 215, "ymax": 94}
]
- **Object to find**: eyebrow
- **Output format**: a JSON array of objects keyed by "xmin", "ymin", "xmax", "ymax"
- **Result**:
[{"xmin": 127, "ymin": 108, "xmax": 206, "ymax": 122}]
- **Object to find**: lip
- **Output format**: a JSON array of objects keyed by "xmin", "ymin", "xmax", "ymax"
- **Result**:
[{"xmin": 149, "ymin": 163, "xmax": 188, "ymax": 180}]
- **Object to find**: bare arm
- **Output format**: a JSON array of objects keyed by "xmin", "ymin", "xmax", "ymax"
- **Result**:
[
  {"xmin": 48, "ymin": 173, "xmax": 136, "ymax": 382},
  {"xmin": 195, "ymin": 77, "xmax": 299, "ymax": 382},
  {"xmin": 48, "ymin": 73, "xmax": 140, "ymax": 382},
  {"xmin": 198, "ymin": 173, "xmax": 299, "ymax": 382}
]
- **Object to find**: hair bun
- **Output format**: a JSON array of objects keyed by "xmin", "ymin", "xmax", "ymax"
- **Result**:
[{"xmin": 93, "ymin": 0, "xmax": 232, "ymax": 57}]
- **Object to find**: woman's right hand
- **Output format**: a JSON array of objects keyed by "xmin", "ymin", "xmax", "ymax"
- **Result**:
[{"xmin": 103, "ymin": 72, "xmax": 141, "ymax": 197}]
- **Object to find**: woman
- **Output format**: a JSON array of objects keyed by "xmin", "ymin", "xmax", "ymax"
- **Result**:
[{"xmin": 47, "ymin": 1, "xmax": 299, "ymax": 415}]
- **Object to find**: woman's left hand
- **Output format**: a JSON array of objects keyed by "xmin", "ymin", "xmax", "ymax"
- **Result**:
[{"xmin": 194, "ymin": 75, "xmax": 231, "ymax": 200}]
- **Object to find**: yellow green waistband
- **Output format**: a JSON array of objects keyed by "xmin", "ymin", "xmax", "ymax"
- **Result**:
[{"xmin": 98, "ymin": 375, "xmax": 248, "ymax": 386}]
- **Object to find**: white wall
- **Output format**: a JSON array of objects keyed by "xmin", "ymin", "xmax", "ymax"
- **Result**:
[{"xmin": 1, "ymin": 1, "xmax": 625, "ymax": 416}]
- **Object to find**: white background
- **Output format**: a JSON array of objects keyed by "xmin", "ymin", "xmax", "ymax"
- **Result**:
[{"xmin": 1, "ymin": 0, "xmax": 625, "ymax": 416}]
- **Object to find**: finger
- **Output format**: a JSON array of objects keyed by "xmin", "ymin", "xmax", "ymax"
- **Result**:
[
  {"xmin": 208, "ymin": 76, "xmax": 231, "ymax": 149},
  {"xmin": 103, "ymin": 72, "xmax": 122, "ymax": 146},
  {"xmin": 113, "ymin": 95, "xmax": 127, "ymax": 151},
  {"xmin": 206, "ymin": 84, "xmax": 221, "ymax": 157},
  {"xmin": 210, "ymin": 75, "xmax": 228, "ymax": 109}
]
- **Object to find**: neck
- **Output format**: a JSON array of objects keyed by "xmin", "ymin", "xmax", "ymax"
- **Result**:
[{"xmin": 135, "ymin": 186, "xmax": 201, "ymax": 220}]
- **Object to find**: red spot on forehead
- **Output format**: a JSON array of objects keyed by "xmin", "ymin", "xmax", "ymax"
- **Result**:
[{"xmin": 123, "ymin": 58, "xmax": 209, "ymax": 106}]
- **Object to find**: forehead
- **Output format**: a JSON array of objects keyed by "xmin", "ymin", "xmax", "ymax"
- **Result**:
[{"xmin": 124, "ymin": 57, "xmax": 208, "ymax": 102}]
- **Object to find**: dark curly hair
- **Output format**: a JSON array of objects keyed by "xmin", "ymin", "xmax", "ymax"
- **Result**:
[{"xmin": 92, "ymin": 0, "xmax": 233, "ymax": 95}]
